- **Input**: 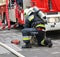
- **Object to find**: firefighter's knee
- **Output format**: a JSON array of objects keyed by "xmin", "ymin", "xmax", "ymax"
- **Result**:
[
  {"xmin": 23, "ymin": 40, "xmax": 30, "ymax": 44},
  {"xmin": 21, "ymin": 29, "xmax": 28, "ymax": 36}
]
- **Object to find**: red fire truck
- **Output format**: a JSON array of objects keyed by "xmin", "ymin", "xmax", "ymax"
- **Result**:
[
  {"xmin": 23, "ymin": 0, "xmax": 60, "ymax": 31},
  {"xmin": 0, "ymin": 0, "xmax": 24, "ymax": 30}
]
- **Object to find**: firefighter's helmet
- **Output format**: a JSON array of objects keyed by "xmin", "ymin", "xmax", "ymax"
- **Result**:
[{"xmin": 24, "ymin": 7, "xmax": 34, "ymax": 17}]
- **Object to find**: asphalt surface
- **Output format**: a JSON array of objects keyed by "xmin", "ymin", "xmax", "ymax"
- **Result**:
[{"xmin": 0, "ymin": 29, "xmax": 60, "ymax": 57}]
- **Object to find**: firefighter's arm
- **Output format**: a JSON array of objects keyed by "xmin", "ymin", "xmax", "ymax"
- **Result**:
[
  {"xmin": 24, "ymin": 15, "xmax": 34, "ymax": 28},
  {"xmin": 24, "ymin": 19, "xmax": 31, "ymax": 28},
  {"xmin": 43, "ymin": 18, "xmax": 47, "ymax": 24}
]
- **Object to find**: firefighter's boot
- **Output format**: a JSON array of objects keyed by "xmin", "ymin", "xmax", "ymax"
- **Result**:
[
  {"xmin": 44, "ymin": 38, "xmax": 53, "ymax": 48},
  {"xmin": 22, "ymin": 40, "xmax": 32, "ymax": 48}
]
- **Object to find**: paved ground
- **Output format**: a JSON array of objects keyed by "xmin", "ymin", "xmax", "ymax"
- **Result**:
[{"xmin": 0, "ymin": 29, "xmax": 60, "ymax": 57}]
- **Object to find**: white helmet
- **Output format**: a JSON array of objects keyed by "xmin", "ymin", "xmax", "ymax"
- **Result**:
[{"xmin": 24, "ymin": 7, "xmax": 34, "ymax": 17}]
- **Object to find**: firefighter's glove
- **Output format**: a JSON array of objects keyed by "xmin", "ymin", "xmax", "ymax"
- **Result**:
[{"xmin": 43, "ymin": 19, "xmax": 47, "ymax": 24}]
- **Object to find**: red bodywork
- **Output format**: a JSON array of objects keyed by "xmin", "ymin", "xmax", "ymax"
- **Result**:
[
  {"xmin": 31, "ymin": 0, "xmax": 60, "ymax": 12},
  {"xmin": 15, "ymin": 5, "xmax": 24, "ymax": 25},
  {"xmin": 0, "ymin": 5, "xmax": 6, "ymax": 14},
  {"xmin": 0, "ymin": 0, "xmax": 24, "ymax": 29},
  {"xmin": 51, "ymin": 0, "xmax": 60, "ymax": 12},
  {"xmin": 15, "ymin": 0, "xmax": 24, "ymax": 25},
  {"xmin": 31, "ymin": 0, "xmax": 49, "ymax": 12},
  {"xmin": 0, "ymin": 5, "xmax": 6, "ymax": 26}
]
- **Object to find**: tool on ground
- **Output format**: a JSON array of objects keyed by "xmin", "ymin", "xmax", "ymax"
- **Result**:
[{"xmin": 11, "ymin": 39, "xmax": 20, "ymax": 45}]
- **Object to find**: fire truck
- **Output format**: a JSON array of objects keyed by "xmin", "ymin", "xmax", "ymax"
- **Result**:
[
  {"xmin": 0, "ymin": 0, "xmax": 24, "ymax": 30},
  {"xmin": 23, "ymin": 0, "xmax": 60, "ymax": 31}
]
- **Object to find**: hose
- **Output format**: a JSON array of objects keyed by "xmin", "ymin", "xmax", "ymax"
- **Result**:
[{"xmin": 0, "ymin": 42, "xmax": 25, "ymax": 57}]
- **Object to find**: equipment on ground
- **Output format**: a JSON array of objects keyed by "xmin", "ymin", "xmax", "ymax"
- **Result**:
[{"xmin": 11, "ymin": 39, "xmax": 20, "ymax": 45}]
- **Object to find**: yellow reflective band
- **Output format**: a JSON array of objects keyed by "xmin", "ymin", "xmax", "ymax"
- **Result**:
[
  {"xmin": 36, "ymin": 24, "xmax": 45, "ymax": 28},
  {"xmin": 28, "ymin": 15, "xmax": 34, "ymax": 21},
  {"xmin": 23, "ymin": 38, "xmax": 30, "ymax": 40},
  {"xmin": 41, "ymin": 39, "xmax": 45, "ymax": 45}
]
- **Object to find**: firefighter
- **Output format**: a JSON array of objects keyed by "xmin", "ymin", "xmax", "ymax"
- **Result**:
[{"xmin": 21, "ymin": 6, "xmax": 53, "ymax": 48}]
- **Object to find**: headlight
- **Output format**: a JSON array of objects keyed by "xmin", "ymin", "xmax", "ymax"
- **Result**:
[
  {"xmin": 48, "ymin": 17, "xmax": 59, "ymax": 23},
  {"xmin": 49, "ymin": 17, "xmax": 55, "ymax": 23}
]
